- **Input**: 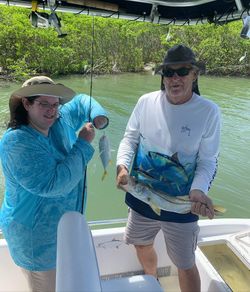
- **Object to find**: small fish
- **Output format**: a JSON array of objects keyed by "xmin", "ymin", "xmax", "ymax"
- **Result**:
[
  {"xmin": 123, "ymin": 177, "xmax": 226, "ymax": 216},
  {"xmin": 99, "ymin": 134, "xmax": 111, "ymax": 181},
  {"xmin": 97, "ymin": 238, "xmax": 123, "ymax": 249}
]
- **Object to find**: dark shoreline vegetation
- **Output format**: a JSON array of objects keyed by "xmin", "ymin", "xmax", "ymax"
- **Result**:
[{"xmin": 0, "ymin": 6, "xmax": 249, "ymax": 82}]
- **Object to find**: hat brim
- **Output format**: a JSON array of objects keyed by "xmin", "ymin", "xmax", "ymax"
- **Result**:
[
  {"xmin": 154, "ymin": 60, "xmax": 205, "ymax": 75},
  {"xmin": 11, "ymin": 84, "xmax": 76, "ymax": 104}
]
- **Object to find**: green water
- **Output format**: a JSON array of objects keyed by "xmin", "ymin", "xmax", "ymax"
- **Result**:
[{"xmin": 0, "ymin": 73, "xmax": 249, "ymax": 221}]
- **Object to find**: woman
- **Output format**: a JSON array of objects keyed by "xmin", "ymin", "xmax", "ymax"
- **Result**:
[{"xmin": 0, "ymin": 76, "xmax": 109, "ymax": 291}]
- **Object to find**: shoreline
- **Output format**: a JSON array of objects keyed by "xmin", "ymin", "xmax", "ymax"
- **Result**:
[{"xmin": 1, "ymin": 67, "xmax": 250, "ymax": 84}]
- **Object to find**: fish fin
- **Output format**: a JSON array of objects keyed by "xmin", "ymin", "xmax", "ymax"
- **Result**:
[
  {"xmin": 150, "ymin": 203, "xmax": 161, "ymax": 216},
  {"xmin": 148, "ymin": 183, "xmax": 154, "ymax": 189},
  {"xmin": 176, "ymin": 184, "xmax": 181, "ymax": 192},
  {"xmin": 171, "ymin": 152, "xmax": 179, "ymax": 164},
  {"xmin": 213, "ymin": 205, "xmax": 226, "ymax": 215},
  {"xmin": 175, "ymin": 195, "xmax": 190, "ymax": 201},
  {"xmin": 101, "ymin": 170, "xmax": 108, "ymax": 181}
]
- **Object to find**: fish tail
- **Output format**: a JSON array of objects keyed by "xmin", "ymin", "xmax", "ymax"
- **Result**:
[
  {"xmin": 149, "ymin": 203, "xmax": 161, "ymax": 216},
  {"xmin": 213, "ymin": 205, "xmax": 226, "ymax": 215},
  {"xmin": 101, "ymin": 170, "xmax": 108, "ymax": 181}
]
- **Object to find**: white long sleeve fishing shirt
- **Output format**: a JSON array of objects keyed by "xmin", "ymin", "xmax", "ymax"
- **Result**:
[{"xmin": 117, "ymin": 90, "xmax": 221, "ymax": 222}]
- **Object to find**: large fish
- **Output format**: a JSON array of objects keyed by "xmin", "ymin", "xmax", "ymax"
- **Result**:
[
  {"xmin": 99, "ymin": 134, "xmax": 111, "ymax": 181},
  {"xmin": 123, "ymin": 177, "xmax": 226, "ymax": 216}
]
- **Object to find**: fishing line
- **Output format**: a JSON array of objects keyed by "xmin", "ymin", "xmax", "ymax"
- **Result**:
[
  {"xmin": 81, "ymin": 15, "xmax": 95, "ymax": 214},
  {"xmin": 88, "ymin": 16, "xmax": 95, "ymax": 122}
]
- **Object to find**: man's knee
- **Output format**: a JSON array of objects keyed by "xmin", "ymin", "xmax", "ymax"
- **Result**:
[
  {"xmin": 178, "ymin": 264, "xmax": 199, "ymax": 276},
  {"xmin": 135, "ymin": 244, "xmax": 154, "ymax": 253}
]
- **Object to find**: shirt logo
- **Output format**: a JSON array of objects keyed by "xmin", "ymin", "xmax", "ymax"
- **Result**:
[{"xmin": 181, "ymin": 126, "xmax": 191, "ymax": 136}]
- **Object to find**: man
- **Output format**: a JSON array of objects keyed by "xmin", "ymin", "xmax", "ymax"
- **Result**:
[
  {"xmin": 0, "ymin": 76, "xmax": 108, "ymax": 291},
  {"xmin": 116, "ymin": 45, "xmax": 220, "ymax": 292}
]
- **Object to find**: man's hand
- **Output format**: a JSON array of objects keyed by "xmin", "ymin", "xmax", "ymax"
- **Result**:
[
  {"xmin": 116, "ymin": 165, "xmax": 129, "ymax": 190},
  {"xmin": 189, "ymin": 189, "xmax": 215, "ymax": 219},
  {"xmin": 78, "ymin": 123, "xmax": 95, "ymax": 143}
]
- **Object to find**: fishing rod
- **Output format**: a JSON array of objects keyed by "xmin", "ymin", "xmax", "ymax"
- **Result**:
[
  {"xmin": 81, "ymin": 15, "xmax": 95, "ymax": 214},
  {"xmin": 88, "ymin": 16, "xmax": 94, "ymax": 121}
]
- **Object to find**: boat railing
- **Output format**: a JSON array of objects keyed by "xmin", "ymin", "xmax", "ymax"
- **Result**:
[
  {"xmin": 0, "ymin": 218, "xmax": 127, "ymax": 238},
  {"xmin": 88, "ymin": 218, "xmax": 127, "ymax": 227}
]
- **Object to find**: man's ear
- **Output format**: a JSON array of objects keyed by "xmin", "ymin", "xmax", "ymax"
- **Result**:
[
  {"xmin": 193, "ymin": 70, "xmax": 198, "ymax": 82},
  {"xmin": 161, "ymin": 76, "xmax": 165, "ymax": 90}
]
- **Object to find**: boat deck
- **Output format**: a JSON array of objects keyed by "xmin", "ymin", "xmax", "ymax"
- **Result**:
[
  {"xmin": 159, "ymin": 275, "xmax": 180, "ymax": 292},
  {"xmin": 1, "ymin": 218, "xmax": 250, "ymax": 292}
]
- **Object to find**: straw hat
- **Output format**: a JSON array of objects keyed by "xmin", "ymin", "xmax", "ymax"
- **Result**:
[{"xmin": 11, "ymin": 76, "xmax": 76, "ymax": 104}]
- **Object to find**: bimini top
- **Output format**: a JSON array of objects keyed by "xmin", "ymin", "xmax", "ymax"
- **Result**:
[{"xmin": 1, "ymin": 0, "xmax": 250, "ymax": 25}]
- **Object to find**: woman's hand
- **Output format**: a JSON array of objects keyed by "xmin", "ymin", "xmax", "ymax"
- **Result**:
[{"xmin": 78, "ymin": 122, "xmax": 95, "ymax": 143}]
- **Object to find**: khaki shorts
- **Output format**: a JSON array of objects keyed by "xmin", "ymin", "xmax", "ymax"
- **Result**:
[
  {"xmin": 21, "ymin": 268, "xmax": 56, "ymax": 292},
  {"xmin": 125, "ymin": 209, "xmax": 200, "ymax": 270}
]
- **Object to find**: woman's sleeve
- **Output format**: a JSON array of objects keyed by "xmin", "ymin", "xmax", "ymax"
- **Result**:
[
  {"xmin": 60, "ymin": 94, "xmax": 109, "ymax": 131},
  {"xmin": 1, "ymin": 133, "xmax": 94, "ymax": 198}
]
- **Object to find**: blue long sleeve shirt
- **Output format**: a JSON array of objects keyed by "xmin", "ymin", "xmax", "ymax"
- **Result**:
[{"xmin": 0, "ymin": 93, "xmax": 108, "ymax": 271}]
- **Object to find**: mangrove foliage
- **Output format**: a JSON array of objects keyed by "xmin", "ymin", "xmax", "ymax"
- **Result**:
[{"xmin": 0, "ymin": 6, "xmax": 249, "ymax": 81}]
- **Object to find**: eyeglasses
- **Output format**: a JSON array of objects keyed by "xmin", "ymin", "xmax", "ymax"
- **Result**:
[
  {"xmin": 162, "ymin": 67, "xmax": 192, "ymax": 77},
  {"xmin": 34, "ymin": 100, "xmax": 60, "ymax": 110}
]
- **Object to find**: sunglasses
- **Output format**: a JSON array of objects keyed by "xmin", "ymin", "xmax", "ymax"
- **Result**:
[{"xmin": 162, "ymin": 67, "xmax": 192, "ymax": 77}]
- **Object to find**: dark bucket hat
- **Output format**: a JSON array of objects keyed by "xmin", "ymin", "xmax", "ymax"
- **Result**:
[{"xmin": 155, "ymin": 44, "xmax": 205, "ymax": 75}]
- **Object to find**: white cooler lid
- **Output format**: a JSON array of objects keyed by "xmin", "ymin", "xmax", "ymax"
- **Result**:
[{"xmin": 228, "ymin": 230, "xmax": 250, "ymax": 270}]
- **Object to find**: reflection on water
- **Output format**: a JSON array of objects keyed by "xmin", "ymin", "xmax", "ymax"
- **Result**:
[{"xmin": 0, "ymin": 74, "xmax": 250, "ymax": 221}]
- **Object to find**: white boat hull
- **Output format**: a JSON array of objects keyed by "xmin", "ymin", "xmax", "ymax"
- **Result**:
[{"xmin": 0, "ymin": 218, "xmax": 249, "ymax": 291}]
